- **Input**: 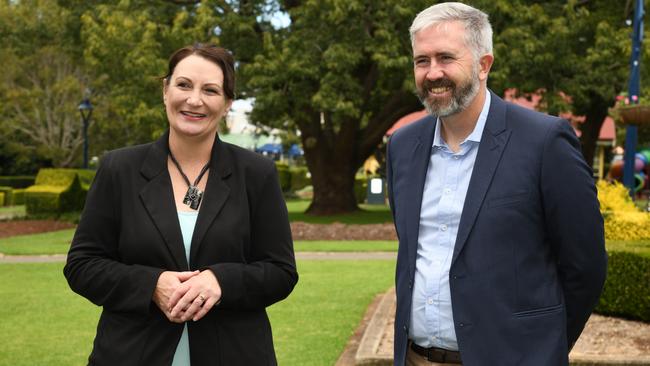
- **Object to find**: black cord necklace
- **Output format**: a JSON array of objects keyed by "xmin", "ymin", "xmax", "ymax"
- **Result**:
[{"xmin": 169, "ymin": 151, "xmax": 210, "ymax": 210}]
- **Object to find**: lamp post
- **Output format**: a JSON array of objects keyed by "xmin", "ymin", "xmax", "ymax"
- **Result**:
[
  {"xmin": 623, "ymin": 0, "xmax": 644, "ymax": 197},
  {"xmin": 78, "ymin": 98, "xmax": 93, "ymax": 169}
]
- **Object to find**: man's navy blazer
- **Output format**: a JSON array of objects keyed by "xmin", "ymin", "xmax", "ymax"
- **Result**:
[
  {"xmin": 387, "ymin": 92, "xmax": 607, "ymax": 365},
  {"xmin": 64, "ymin": 131, "xmax": 298, "ymax": 365}
]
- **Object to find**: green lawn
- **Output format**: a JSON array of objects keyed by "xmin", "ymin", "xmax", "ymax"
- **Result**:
[
  {"xmin": 0, "ymin": 205, "xmax": 26, "ymax": 219},
  {"xmin": 295, "ymin": 240, "xmax": 397, "ymax": 252},
  {"xmin": 0, "ymin": 260, "xmax": 395, "ymax": 366},
  {"xmin": 286, "ymin": 199, "xmax": 393, "ymax": 224},
  {"xmin": 606, "ymin": 239, "xmax": 650, "ymax": 258},
  {"xmin": 0, "ymin": 229, "xmax": 75, "ymax": 255},
  {"xmin": 0, "ymin": 231, "xmax": 397, "ymax": 255}
]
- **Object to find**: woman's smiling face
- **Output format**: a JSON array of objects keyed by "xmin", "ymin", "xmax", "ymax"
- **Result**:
[{"xmin": 163, "ymin": 54, "xmax": 231, "ymax": 139}]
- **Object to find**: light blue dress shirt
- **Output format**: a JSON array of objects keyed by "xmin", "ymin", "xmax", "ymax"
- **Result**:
[
  {"xmin": 409, "ymin": 91, "xmax": 491, "ymax": 350},
  {"xmin": 172, "ymin": 210, "xmax": 199, "ymax": 366}
]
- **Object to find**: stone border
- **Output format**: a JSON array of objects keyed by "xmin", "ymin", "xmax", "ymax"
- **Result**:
[
  {"xmin": 355, "ymin": 288, "xmax": 650, "ymax": 366},
  {"xmin": 355, "ymin": 287, "xmax": 395, "ymax": 365}
]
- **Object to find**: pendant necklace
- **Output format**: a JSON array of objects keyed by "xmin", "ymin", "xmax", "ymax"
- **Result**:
[{"xmin": 169, "ymin": 151, "xmax": 210, "ymax": 210}]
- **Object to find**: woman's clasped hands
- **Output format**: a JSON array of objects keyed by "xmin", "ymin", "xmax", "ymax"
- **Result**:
[{"xmin": 153, "ymin": 269, "xmax": 222, "ymax": 323}]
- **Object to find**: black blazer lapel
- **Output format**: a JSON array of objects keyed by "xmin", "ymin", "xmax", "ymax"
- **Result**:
[
  {"xmin": 452, "ymin": 92, "xmax": 511, "ymax": 264},
  {"xmin": 405, "ymin": 116, "xmax": 436, "ymax": 269},
  {"xmin": 139, "ymin": 132, "xmax": 189, "ymax": 270},
  {"xmin": 189, "ymin": 135, "xmax": 231, "ymax": 266}
]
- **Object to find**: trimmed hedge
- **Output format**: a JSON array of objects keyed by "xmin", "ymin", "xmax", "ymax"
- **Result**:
[
  {"xmin": 10, "ymin": 188, "xmax": 25, "ymax": 206},
  {"xmin": 77, "ymin": 169, "xmax": 96, "ymax": 190},
  {"xmin": 24, "ymin": 169, "xmax": 87, "ymax": 215},
  {"xmin": 0, "ymin": 186, "xmax": 12, "ymax": 206},
  {"xmin": 275, "ymin": 163, "xmax": 291, "ymax": 192},
  {"xmin": 596, "ymin": 250, "xmax": 650, "ymax": 322},
  {"xmin": 289, "ymin": 166, "xmax": 311, "ymax": 192},
  {"xmin": 0, "ymin": 176, "xmax": 35, "ymax": 188}
]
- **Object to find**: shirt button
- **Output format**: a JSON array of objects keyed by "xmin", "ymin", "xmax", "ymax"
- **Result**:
[
  {"xmin": 427, "ymin": 298, "xmax": 434, "ymax": 305},
  {"xmin": 440, "ymin": 224, "xmax": 448, "ymax": 231},
  {"xmin": 444, "ymin": 188, "xmax": 451, "ymax": 195},
  {"xmin": 453, "ymin": 156, "xmax": 460, "ymax": 160}
]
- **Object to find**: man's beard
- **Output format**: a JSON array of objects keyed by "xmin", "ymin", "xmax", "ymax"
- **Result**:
[{"xmin": 416, "ymin": 65, "xmax": 480, "ymax": 117}]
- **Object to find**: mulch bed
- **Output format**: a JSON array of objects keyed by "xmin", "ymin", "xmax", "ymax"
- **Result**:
[
  {"xmin": 0, "ymin": 220, "xmax": 398, "ymax": 241},
  {"xmin": 0, "ymin": 220, "xmax": 76, "ymax": 239},
  {"xmin": 291, "ymin": 222, "xmax": 397, "ymax": 241}
]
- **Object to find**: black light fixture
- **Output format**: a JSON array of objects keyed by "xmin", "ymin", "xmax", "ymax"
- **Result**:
[{"xmin": 78, "ymin": 98, "xmax": 93, "ymax": 169}]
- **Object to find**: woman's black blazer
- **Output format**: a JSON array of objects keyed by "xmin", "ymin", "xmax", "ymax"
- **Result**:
[{"xmin": 64, "ymin": 131, "xmax": 298, "ymax": 366}]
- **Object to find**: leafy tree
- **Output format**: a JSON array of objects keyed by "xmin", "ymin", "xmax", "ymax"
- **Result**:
[
  {"xmin": 0, "ymin": 0, "xmax": 88, "ymax": 169},
  {"xmin": 483, "ymin": 0, "xmax": 631, "ymax": 167},
  {"xmin": 78, "ymin": 0, "xmax": 269, "ymax": 152},
  {"xmin": 247, "ymin": 0, "xmax": 428, "ymax": 214}
]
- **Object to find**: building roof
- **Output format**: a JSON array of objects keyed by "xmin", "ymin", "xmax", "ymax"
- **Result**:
[{"xmin": 386, "ymin": 90, "xmax": 615, "ymax": 141}]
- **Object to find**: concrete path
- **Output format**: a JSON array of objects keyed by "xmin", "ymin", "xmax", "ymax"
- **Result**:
[{"xmin": 0, "ymin": 252, "xmax": 396, "ymax": 263}]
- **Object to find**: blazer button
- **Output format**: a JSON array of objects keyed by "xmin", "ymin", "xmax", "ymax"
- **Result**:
[
  {"xmin": 403, "ymin": 325, "xmax": 408, "ymax": 333},
  {"xmin": 459, "ymin": 323, "xmax": 464, "ymax": 327}
]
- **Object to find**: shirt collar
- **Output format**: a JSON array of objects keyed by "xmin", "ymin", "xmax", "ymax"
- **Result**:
[{"xmin": 433, "ymin": 88, "xmax": 491, "ymax": 147}]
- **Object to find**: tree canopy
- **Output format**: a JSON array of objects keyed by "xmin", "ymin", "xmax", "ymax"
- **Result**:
[{"xmin": 0, "ymin": 0, "xmax": 646, "ymax": 215}]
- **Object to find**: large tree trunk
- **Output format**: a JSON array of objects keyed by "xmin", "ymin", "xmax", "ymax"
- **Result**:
[
  {"xmin": 307, "ymin": 158, "xmax": 359, "ymax": 215},
  {"xmin": 298, "ymin": 92, "xmax": 423, "ymax": 215},
  {"xmin": 579, "ymin": 103, "xmax": 609, "ymax": 171},
  {"xmin": 301, "ymin": 114, "xmax": 360, "ymax": 215}
]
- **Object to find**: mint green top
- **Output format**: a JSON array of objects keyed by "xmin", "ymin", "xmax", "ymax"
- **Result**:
[{"xmin": 172, "ymin": 211, "xmax": 199, "ymax": 366}]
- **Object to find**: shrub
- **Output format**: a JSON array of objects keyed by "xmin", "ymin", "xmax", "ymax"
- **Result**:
[
  {"xmin": 0, "ymin": 176, "xmax": 35, "ymax": 188},
  {"xmin": 597, "ymin": 180, "xmax": 650, "ymax": 240},
  {"xmin": 596, "ymin": 250, "xmax": 650, "ymax": 322},
  {"xmin": 354, "ymin": 176, "xmax": 367, "ymax": 204},
  {"xmin": 0, "ymin": 186, "xmax": 12, "ymax": 206},
  {"xmin": 597, "ymin": 180, "xmax": 638, "ymax": 212},
  {"xmin": 24, "ymin": 169, "xmax": 85, "ymax": 215},
  {"xmin": 10, "ymin": 188, "xmax": 25, "ymax": 206},
  {"xmin": 289, "ymin": 166, "xmax": 311, "ymax": 192},
  {"xmin": 76, "ymin": 169, "xmax": 96, "ymax": 191},
  {"xmin": 275, "ymin": 163, "xmax": 291, "ymax": 192}
]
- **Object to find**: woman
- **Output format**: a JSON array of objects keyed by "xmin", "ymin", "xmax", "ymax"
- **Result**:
[{"xmin": 64, "ymin": 44, "xmax": 298, "ymax": 366}]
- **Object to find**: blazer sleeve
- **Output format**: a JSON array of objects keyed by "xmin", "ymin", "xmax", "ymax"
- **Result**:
[
  {"xmin": 207, "ymin": 164, "xmax": 298, "ymax": 310},
  {"xmin": 64, "ymin": 153, "xmax": 164, "ymax": 315},
  {"xmin": 540, "ymin": 120, "xmax": 608, "ymax": 348}
]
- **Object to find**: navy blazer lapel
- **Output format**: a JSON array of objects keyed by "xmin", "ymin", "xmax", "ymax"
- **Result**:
[
  {"xmin": 139, "ymin": 132, "xmax": 188, "ymax": 270},
  {"xmin": 405, "ymin": 116, "xmax": 437, "ymax": 267},
  {"xmin": 189, "ymin": 135, "xmax": 231, "ymax": 266},
  {"xmin": 452, "ymin": 92, "xmax": 511, "ymax": 264}
]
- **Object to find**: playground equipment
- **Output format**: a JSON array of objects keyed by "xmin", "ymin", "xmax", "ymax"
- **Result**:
[{"xmin": 609, "ymin": 148, "xmax": 650, "ymax": 192}]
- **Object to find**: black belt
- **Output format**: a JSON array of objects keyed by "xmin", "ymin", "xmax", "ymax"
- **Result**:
[{"xmin": 410, "ymin": 342, "xmax": 462, "ymax": 364}]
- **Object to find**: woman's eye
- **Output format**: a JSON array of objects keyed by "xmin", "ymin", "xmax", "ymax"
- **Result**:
[
  {"xmin": 177, "ymin": 82, "xmax": 191, "ymax": 89},
  {"xmin": 205, "ymin": 89, "xmax": 219, "ymax": 95}
]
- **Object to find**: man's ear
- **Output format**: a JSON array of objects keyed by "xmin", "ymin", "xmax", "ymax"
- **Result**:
[{"xmin": 478, "ymin": 54, "xmax": 494, "ymax": 81}]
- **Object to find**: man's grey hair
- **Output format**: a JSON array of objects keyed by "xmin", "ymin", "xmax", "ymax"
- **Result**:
[{"xmin": 410, "ymin": 2, "xmax": 493, "ymax": 59}]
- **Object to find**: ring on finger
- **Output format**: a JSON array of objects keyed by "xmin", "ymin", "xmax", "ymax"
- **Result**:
[{"xmin": 197, "ymin": 294, "xmax": 206, "ymax": 304}]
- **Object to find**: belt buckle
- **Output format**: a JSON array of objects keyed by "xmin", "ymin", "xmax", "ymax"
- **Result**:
[{"xmin": 428, "ymin": 347, "xmax": 446, "ymax": 363}]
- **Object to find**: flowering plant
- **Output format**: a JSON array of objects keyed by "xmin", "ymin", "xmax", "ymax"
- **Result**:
[{"xmin": 610, "ymin": 92, "xmax": 650, "ymax": 126}]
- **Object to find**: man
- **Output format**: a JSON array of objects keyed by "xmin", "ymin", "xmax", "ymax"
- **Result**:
[{"xmin": 386, "ymin": 3, "xmax": 607, "ymax": 365}]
